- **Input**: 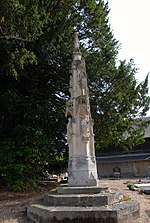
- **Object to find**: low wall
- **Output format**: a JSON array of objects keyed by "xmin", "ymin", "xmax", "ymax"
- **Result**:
[{"xmin": 97, "ymin": 160, "xmax": 150, "ymax": 178}]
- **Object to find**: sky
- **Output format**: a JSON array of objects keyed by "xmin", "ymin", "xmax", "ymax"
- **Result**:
[{"xmin": 107, "ymin": 0, "xmax": 150, "ymax": 116}]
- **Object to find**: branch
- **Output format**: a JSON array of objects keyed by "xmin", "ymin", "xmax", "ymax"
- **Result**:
[{"xmin": 0, "ymin": 34, "xmax": 30, "ymax": 42}]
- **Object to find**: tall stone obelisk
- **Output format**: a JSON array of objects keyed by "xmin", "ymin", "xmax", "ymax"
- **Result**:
[{"xmin": 66, "ymin": 33, "xmax": 98, "ymax": 186}]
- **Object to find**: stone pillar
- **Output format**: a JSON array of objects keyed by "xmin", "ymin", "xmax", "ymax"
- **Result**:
[{"xmin": 66, "ymin": 33, "xmax": 98, "ymax": 186}]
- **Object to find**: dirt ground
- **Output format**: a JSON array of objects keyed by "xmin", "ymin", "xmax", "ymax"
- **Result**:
[
  {"xmin": 100, "ymin": 179, "xmax": 150, "ymax": 223},
  {"xmin": 0, "ymin": 179, "xmax": 150, "ymax": 223}
]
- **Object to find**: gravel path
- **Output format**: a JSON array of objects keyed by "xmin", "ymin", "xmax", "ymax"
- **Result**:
[
  {"xmin": 0, "ymin": 179, "xmax": 150, "ymax": 223},
  {"xmin": 100, "ymin": 179, "xmax": 150, "ymax": 223},
  {"xmin": 0, "ymin": 192, "xmax": 36, "ymax": 223}
]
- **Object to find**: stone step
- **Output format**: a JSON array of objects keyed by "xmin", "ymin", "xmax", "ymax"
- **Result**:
[
  {"xmin": 56, "ymin": 185, "xmax": 108, "ymax": 194},
  {"xmin": 27, "ymin": 197, "xmax": 139, "ymax": 223},
  {"xmin": 43, "ymin": 191, "xmax": 123, "ymax": 207}
]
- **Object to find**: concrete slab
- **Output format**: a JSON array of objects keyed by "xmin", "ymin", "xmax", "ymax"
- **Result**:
[
  {"xmin": 143, "ymin": 188, "xmax": 150, "ymax": 194},
  {"xmin": 134, "ymin": 183, "xmax": 150, "ymax": 189}
]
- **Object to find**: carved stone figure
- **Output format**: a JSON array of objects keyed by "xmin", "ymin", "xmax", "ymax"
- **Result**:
[
  {"xmin": 67, "ymin": 117, "xmax": 72, "ymax": 144},
  {"xmin": 65, "ymin": 99, "xmax": 73, "ymax": 118},
  {"xmin": 81, "ymin": 116, "xmax": 90, "ymax": 138}
]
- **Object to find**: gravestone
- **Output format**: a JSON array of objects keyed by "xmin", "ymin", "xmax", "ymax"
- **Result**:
[{"xmin": 27, "ymin": 33, "xmax": 140, "ymax": 223}]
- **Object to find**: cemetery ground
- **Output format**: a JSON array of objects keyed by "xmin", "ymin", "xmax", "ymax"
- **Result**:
[{"xmin": 0, "ymin": 179, "xmax": 150, "ymax": 223}]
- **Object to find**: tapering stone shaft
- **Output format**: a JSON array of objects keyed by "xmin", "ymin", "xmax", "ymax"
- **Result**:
[{"xmin": 66, "ymin": 33, "xmax": 98, "ymax": 186}]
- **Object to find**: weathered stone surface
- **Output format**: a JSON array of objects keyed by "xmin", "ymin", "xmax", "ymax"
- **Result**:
[
  {"xmin": 27, "ymin": 198, "xmax": 139, "ymax": 223},
  {"xmin": 56, "ymin": 185, "xmax": 108, "ymax": 194},
  {"xmin": 43, "ymin": 191, "xmax": 123, "ymax": 207},
  {"xmin": 66, "ymin": 33, "xmax": 98, "ymax": 186}
]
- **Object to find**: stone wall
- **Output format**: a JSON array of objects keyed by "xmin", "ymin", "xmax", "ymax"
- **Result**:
[{"xmin": 97, "ymin": 160, "xmax": 150, "ymax": 178}]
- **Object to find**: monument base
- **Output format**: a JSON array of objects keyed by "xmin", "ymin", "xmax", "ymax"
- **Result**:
[
  {"xmin": 68, "ymin": 155, "xmax": 98, "ymax": 187},
  {"xmin": 27, "ymin": 186, "xmax": 140, "ymax": 223},
  {"xmin": 56, "ymin": 185, "xmax": 108, "ymax": 194}
]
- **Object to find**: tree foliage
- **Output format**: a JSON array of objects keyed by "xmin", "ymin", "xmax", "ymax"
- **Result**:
[{"xmin": 0, "ymin": 0, "xmax": 149, "ymax": 190}]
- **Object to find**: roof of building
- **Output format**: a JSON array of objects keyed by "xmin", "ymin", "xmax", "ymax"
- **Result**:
[{"xmin": 96, "ymin": 153, "xmax": 150, "ymax": 163}]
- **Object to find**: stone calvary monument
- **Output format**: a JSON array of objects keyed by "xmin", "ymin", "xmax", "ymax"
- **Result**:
[
  {"xmin": 66, "ymin": 32, "xmax": 98, "ymax": 187},
  {"xmin": 27, "ymin": 33, "xmax": 140, "ymax": 223}
]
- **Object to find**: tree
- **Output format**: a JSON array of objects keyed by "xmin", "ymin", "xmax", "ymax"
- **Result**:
[
  {"xmin": 76, "ymin": 2, "xmax": 150, "ymax": 151},
  {"xmin": 0, "ymin": 0, "xmax": 149, "ymax": 190},
  {"xmin": 64, "ymin": 0, "xmax": 150, "ymax": 151},
  {"xmin": 0, "ymin": 0, "xmax": 71, "ymax": 190}
]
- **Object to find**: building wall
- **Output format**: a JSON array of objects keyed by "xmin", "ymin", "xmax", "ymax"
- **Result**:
[{"xmin": 97, "ymin": 160, "xmax": 150, "ymax": 178}]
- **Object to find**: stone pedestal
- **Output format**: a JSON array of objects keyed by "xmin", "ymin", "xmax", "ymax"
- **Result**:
[
  {"xmin": 56, "ymin": 185, "xmax": 108, "ymax": 194},
  {"xmin": 68, "ymin": 155, "xmax": 98, "ymax": 186},
  {"xmin": 27, "ymin": 186, "xmax": 140, "ymax": 223}
]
